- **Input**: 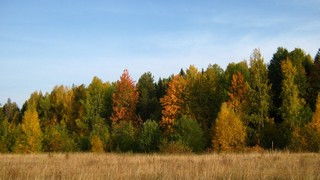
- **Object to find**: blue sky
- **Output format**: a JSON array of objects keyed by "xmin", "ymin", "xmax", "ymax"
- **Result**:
[{"xmin": 1, "ymin": 0, "xmax": 319, "ymax": 107}]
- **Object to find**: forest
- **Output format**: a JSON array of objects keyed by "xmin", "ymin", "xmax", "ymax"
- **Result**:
[{"xmin": 1, "ymin": 47, "xmax": 320, "ymax": 153}]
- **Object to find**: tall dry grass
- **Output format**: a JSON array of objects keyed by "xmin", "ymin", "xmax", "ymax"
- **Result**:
[{"xmin": 0, "ymin": 152, "xmax": 319, "ymax": 179}]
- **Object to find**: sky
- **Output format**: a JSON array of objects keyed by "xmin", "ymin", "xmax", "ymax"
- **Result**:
[{"xmin": 0, "ymin": 0, "xmax": 319, "ymax": 107}]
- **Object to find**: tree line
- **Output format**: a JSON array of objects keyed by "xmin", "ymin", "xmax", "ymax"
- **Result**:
[{"xmin": 1, "ymin": 47, "xmax": 320, "ymax": 153}]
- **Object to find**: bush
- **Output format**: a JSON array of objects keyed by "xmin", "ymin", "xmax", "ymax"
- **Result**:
[
  {"xmin": 159, "ymin": 140, "xmax": 192, "ymax": 154},
  {"xmin": 89, "ymin": 120, "xmax": 110, "ymax": 151},
  {"xmin": 90, "ymin": 135, "xmax": 104, "ymax": 152},
  {"xmin": 42, "ymin": 122, "xmax": 78, "ymax": 152},
  {"xmin": 111, "ymin": 121, "xmax": 136, "ymax": 152},
  {"xmin": 173, "ymin": 115, "xmax": 205, "ymax": 152},
  {"xmin": 289, "ymin": 125, "xmax": 320, "ymax": 152},
  {"xmin": 137, "ymin": 120, "xmax": 161, "ymax": 153}
]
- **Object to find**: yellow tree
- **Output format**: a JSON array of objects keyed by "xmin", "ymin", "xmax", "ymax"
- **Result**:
[
  {"xmin": 212, "ymin": 103, "xmax": 246, "ymax": 151},
  {"xmin": 160, "ymin": 74, "xmax": 186, "ymax": 133},
  {"xmin": 16, "ymin": 103, "xmax": 42, "ymax": 153},
  {"xmin": 227, "ymin": 72, "xmax": 248, "ymax": 115},
  {"xmin": 111, "ymin": 69, "xmax": 140, "ymax": 127}
]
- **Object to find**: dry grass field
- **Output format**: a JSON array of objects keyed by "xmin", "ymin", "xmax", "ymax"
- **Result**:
[{"xmin": 0, "ymin": 152, "xmax": 319, "ymax": 179}]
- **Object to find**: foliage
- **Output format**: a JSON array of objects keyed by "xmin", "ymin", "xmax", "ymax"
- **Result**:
[
  {"xmin": 1, "ymin": 47, "xmax": 320, "ymax": 153},
  {"xmin": 172, "ymin": 115, "xmax": 205, "ymax": 152},
  {"xmin": 160, "ymin": 75, "xmax": 186, "ymax": 134},
  {"xmin": 246, "ymin": 49, "xmax": 272, "ymax": 146},
  {"xmin": 137, "ymin": 72, "xmax": 159, "ymax": 121},
  {"xmin": 90, "ymin": 135, "xmax": 104, "ymax": 152},
  {"xmin": 42, "ymin": 122, "xmax": 77, "ymax": 152},
  {"xmin": 15, "ymin": 105, "xmax": 42, "ymax": 153},
  {"xmin": 212, "ymin": 103, "xmax": 246, "ymax": 151},
  {"xmin": 111, "ymin": 69, "xmax": 140, "ymax": 127},
  {"xmin": 136, "ymin": 120, "xmax": 161, "ymax": 152},
  {"xmin": 111, "ymin": 121, "xmax": 136, "ymax": 152}
]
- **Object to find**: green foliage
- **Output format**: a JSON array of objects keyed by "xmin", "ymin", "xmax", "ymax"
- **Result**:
[
  {"xmin": 246, "ymin": 49, "xmax": 272, "ymax": 146},
  {"xmin": 268, "ymin": 47, "xmax": 289, "ymax": 112},
  {"xmin": 42, "ymin": 122, "xmax": 78, "ymax": 152},
  {"xmin": 2, "ymin": 47, "xmax": 320, "ymax": 153},
  {"xmin": 137, "ymin": 120, "xmax": 161, "ymax": 152},
  {"xmin": 111, "ymin": 121, "xmax": 136, "ymax": 152},
  {"xmin": 137, "ymin": 72, "xmax": 159, "ymax": 121},
  {"xmin": 89, "ymin": 118, "xmax": 110, "ymax": 151},
  {"xmin": 172, "ymin": 115, "xmax": 205, "ymax": 152}
]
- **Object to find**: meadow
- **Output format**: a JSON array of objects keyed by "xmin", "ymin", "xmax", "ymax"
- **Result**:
[{"xmin": 0, "ymin": 152, "xmax": 319, "ymax": 179}]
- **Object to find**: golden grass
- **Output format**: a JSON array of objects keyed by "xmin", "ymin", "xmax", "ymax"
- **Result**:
[{"xmin": 0, "ymin": 152, "xmax": 319, "ymax": 179}]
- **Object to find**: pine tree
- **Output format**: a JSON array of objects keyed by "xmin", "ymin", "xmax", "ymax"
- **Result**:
[{"xmin": 247, "ymin": 49, "xmax": 272, "ymax": 145}]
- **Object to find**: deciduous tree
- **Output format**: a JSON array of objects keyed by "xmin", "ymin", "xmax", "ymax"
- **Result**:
[
  {"xmin": 212, "ymin": 103, "xmax": 246, "ymax": 151},
  {"xmin": 111, "ymin": 69, "xmax": 140, "ymax": 127},
  {"xmin": 160, "ymin": 75, "xmax": 186, "ymax": 133}
]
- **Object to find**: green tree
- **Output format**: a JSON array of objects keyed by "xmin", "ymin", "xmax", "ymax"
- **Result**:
[
  {"xmin": 279, "ymin": 59, "xmax": 305, "ymax": 148},
  {"xmin": 268, "ymin": 47, "xmax": 289, "ymax": 122},
  {"xmin": 308, "ymin": 49, "xmax": 320, "ymax": 110},
  {"xmin": 137, "ymin": 72, "xmax": 159, "ymax": 122},
  {"xmin": 111, "ymin": 121, "xmax": 136, "ymax": 152},
  {"xmin": 246, "ymin": 49, "xmax": 272, "ymax": 146},
  {"xmin": 212, "ymin": 103, "xmax": 246, "ymax": 151},
  {"xmin": 137, "ymin": 120, "xmax": 161, "ymax": 152},
  {"xmin": 173, "ymin": 115, "xmax": 205, "ymax": 152},
  {"xmin": 2, "ymin": 98, "xmax": 20, "ymax": 124}
]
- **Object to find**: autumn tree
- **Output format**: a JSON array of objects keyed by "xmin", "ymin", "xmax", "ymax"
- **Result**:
[
  {"xmin": 309, "ymin": 94, "xmax": 320, "ymax": 136},
  {"xmin": 212, "ymin": 103, "xmax": 246, "ymax": 151},
  {"xmin": 111, "ymin": 69, "xmax": 140, "ymax": 127},
  {"xmin": 160, "ymin": 74, "xmax": 186, "ymax": 134},
  {"xmin": 15, "ymin": 100, "xmax": 42, "ymax": 153},
  {"xmin": 246, "ymin": 49, "xmax": 272, "ymax": 146},
  {"xmin": 227, "ymin": 72, "xmax": 248, "ymax": 115},
  {"xmin": 225, "ymin": 61, "xmax": 249, "ymax": 117}
]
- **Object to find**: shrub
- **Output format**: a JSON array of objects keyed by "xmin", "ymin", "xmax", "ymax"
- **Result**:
[
  {"xmin": 111, "ymin": 121, "xmax": 136, "ymax": 152},
  {"xmin": 90, "ymin": 135, "xmax": 104, "ymax": 152},
  {"xmin": 173, "ymin": 115, "xmax": 205, "ymax": 152},
  {"xmin": 42, "ymin": 122, "xmax": 78, "ymax": 152},
  {"xmin": 137, "ymin": 120, "xmax": 161, "ymax": 153},
  {"xmin": 159, "ymin": 140, "xmax": 192, "ymax": 154}
]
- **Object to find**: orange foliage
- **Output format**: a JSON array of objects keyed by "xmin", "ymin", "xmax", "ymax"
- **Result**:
[
  {"xmin": 228, "ymin": 72, "xmax": 247, "ymax": 113},
  {"xmin": 160, "ymin": 75, "xmax": 186, "ymax": 133},
  {"xmin": 111, "ymin": 69, "xmax": 140, "ymax": 127}
]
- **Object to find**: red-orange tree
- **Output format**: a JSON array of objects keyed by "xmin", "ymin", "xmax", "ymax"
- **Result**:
[
  {"xmin": 227, "ymin": 71, "xmax": 248, "ymax": 114},
  {"xmin": 160, "ymin": 75, "xmax": 186, "ymax": 133},
  {"xmin": 111, "ymin": 69, "xmax": 140, "ymax": 127}
]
